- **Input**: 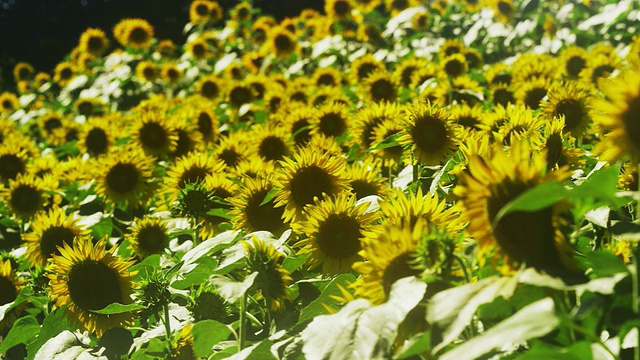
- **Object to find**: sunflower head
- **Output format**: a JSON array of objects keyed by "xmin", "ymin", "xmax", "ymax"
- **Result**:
[
  {"xmin": 293, "ymin": 192, "xmax": 377, "ymax": 275},
  {"xmin": 265, "ymin": 27, "xmax": 298, "ymax": 58},
  {"xmin": 311, "ymin": 102, "xmax": 351, "ymax": 139},
  {"xmin": 442, "ymin": 54, "xmax": 468, "ymax": 78},
  {"xmin": 274, "ymin": 145, "xmax": 350, "ymax": 223},
  {"xmin": 23, "ymin": 207, "xmax": 90, "ymax": 268},
  {"xmin": 362, "ymin": 70, "xmax": 398, "ymax": 103},
  {"xmin": 79, "ymin": 27, "xmax": 109, "ymax": 57},
  {"xmin": 113, "ymin": 18, "xmax": 155, "ymax": 50},
  {"xmin": 13, "ymin": 62, "xmax": 35, "ymax": 82},
  {"xmin": 0, "ymin": 92, "xmax": 19, "ymax": 114},
  {"xmin": 53, "ymin": 62, "xmax": 76, "ymax": 86},
  {"xmin": 0, "ymin": 259, "xmax": 24, "ymax": 330},
  {"xmin": 229, "ymin": 176, "xmax": 289, "ymax": 237},
  {"xmin": 188, "ymin": 283, "xmax": 229, "ymax": 322},
  {"xmin": 47, "ymin": 236, "xmax": 137, "ymax": 336},
  {"xmin": 135, "ymin": 268, "xmax": 171, "ymax": 318},
  {"xmin": 129, "ymin": 107, "xmax": 179, "ymax": 158},
  {"xmin": 136, "ymin": 61, "xmax": 159, "ymax": 83},
  {"xmin": 126, "ymin": 216, "xmax": 170, "ymax": 259},
  {"xmin": 243, "ymin": 237, "xmax": 292, "ymax": 311},
  {"xmin": 541, "ymin": 81, "xmax": 593, "ymax": 138},
  {"xmin": 2, "ymin": 173, "xmax": 57, "ymax": 220},
  {"xmin": 399, "ymin": 102, "xmax": 460, "ymax": 166}
]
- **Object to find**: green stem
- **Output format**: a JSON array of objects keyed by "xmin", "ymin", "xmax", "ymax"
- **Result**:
[
  {"xmin": 239, "ymin": 293, "xmax": 247, "ymax": 350},
  {"xmin": 569, "ymin": 322, "xmax": 617, "ymax": 360},
  {"xmin": 632, "ymin": 244, "xmax": 639, "ymax": 360},
  {"xmin": 163, "ymin": 303, "xmax": 172, "ymax": 341},
  {"xmin": 453, "ymin": 255, "xmax": 470, "ymax": 283}
]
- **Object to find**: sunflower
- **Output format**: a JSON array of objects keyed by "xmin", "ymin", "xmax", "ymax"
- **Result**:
[
  {"xmin": 113, "ymin": 18, "xmax": 154, "ymax": 50},
  {"xmin": 160, "ymin": 151, "xmax": 225, "ymax": 206},
  {"xmin": 129, "ymin": 107, "xmax": 178, "ymax": 158},
  {"xmin": 47, "ymin": 236, "xmax": 137, "ymax": 337},
  {"xmin": 454, "ymin": 141, "xmax": 576, "ymax": 275},
  {"xmin": 594, "ymin": 69, "xmax": 640, "ymax": 163},
  {"xmin": 485, "ymin": 63, "xmax": 512, "ymax": 86},
  {"xmin": 312, "ymin": 67, "xmax": 343, "ymax": 88},
  {"xmin": 190, "ymin": 0, "xmax": 222, "ymax": 24},
  {"xmin": 78, "ymin": 27, "xmax": 109, "ymax": 57},
  {"xmin": 155, "ymin": 39, "xmax": 177, "ymax": 58},
  {"xmin": 283, "ymin": 106, "xmax": 314, "ymax": 146},
  {"xmin": 411, "ymin": 10, "xmax": 429, "ymax": 31},
  {"xmin": 22, "ymin": 207, "xmax": 89, "ymax": 268},
  {"xmin": 73, "ymin": 97, "xmax": 105, "ymax": 117},
  {"xmin": 489, "ymin": 83, "xmax": 515, "ymax": 107},
  {"xmin": 442, "ymin": 53, "xmax": 468, "ymax": 78},
  {"xmin": 352, "ymin": 0, "xmax": 381, "ymax": 13},
  {"xmin": 77, "ymin": 115, "xmax": 117, "ymax": 157},
  {"xmin": 126, "ymin": 216, "xmax": 170, "ymax": 259},
  {"xmin": 350, "ymin": 54, "xmax": 385, "ymax": 84},
  {"xmin": 0, "ymin": 141, "xmax": 29, "ymax": 183},
  {"xmin": 215, "ymin": 134, "xmax": 250, "ymax": 170},
  {"xmin": 449, "ymin": 104, "xmax": 486, "ymax": 136},
  {"xmin": 345, "ymin": 159, "xmax": 389, "ymax": 199},
  {"xmin": 249, "ymin": 124, "xmax": 292, "ymax": 164},
  {"xmin": 353, "ymin": 102, "xmax": 403, "ymax": 151},
  {"xmin": 192, "ymin": 106, "xmax": 219, "ymax": 144},
  {"xmin": 196, "ymin": 74, "xmax": 222, "ymax": 100},
  {"xmin": 226, "ymin": 81, "xmax": 255, "ymax": 109},
  {"xmin": 274, "ymin": 145, "xmax": 350, "ymax": 223},
  {"xmin": 325, "ymin": 0, "xmax": 353, "ymax": 19},
  {"xmin": 0, "ymin": 92, "xmax": 19, "ymax": 114},
  {"xmin": 371, "ymin": 118, "xmax": 406, "ymax": 165},
  {"xmin": 53, "ymin": 62, "xmax": 76, "ymax": 86},
  {"xmin": 186, "ymin": 36, "xmax": 210, "ymax": 60},
  {"xmin": 293, "ymin": 192, "xmax": 377, "ymax": 275},
  {"xmin": 361, "ymin": 70, "xmax": 398, "ymax": 103},
  {"xmin": 161, "ymin": 62, "xmax": 183, "ymax": 84},
  {"xmin": 559, "ymin": 46, "xmax": 589, "ymax": 79},
  {"xmin": 394, "ymin": 57, "xmax": 429, "ymax": 89},
  {"xmin": 92, "ymin": 145, "xmax": 156, "ymax": 209},
  {"xmin": 198, "ymin": 174, "xmax": 240, "ymax": 239},
  {"xmin": 580, "ymin": 52, "xmax": 623, "ymax": 88},
  {"xmin": 618, "ymin": 162, "xmax": 638, "ymax": 192},
  {"xmin": 264, "ymin": 27, "xmax": 298, "ymax": 58},
  {"xmin": 0, "ymin": 259, "xmax": 24, "ymax": 331},
  {"xmin": 385, "ymin": 0, "xmax": 418, "ymax": 16},
  {"xmin": 491, "ymin": 104, "xmax": 545, "ymax": 147},
  {"xmin": 491, "ymin": 0, "xmax": 515, "ymax": 23},
  {"xmin": 352, "ymin": 220, "xmax": 425, "ymax": 305},
  {"xmin": 135, "ymin": 61, "xmax": 159, "ymax": 83},
  {"xmin": 229, "ymin": 176, "xmax": 288, "ymax": 236},
  {"xmin": 167, "ymin": 111, "xmax": 202, "ymax": 160},
  {"xmin": 515, "ymin": 76, "xmax": 553, "ymax": 110},
  {"xmin": 243, "ymin": 237, "xmax": 292, "ymax": 311},
  {"xmin": 26, "ymin": 155, "xmax": 61, "ymax": 179},
  {"xmin": 542, "ymin": 117, "xmax": 585, "ymax": 171},
  {"xmin": 541, "ymin": 81, "xmax": 593, "ymax": 138},
  {"xmin": 399, "ymin": 102, "xmax": 460, "ymax": 166},
  {"xmin": 310, "ymin": 102, "xmax": 351, "ymax": 139},
  {"xmin": 1, "ymin": 174, "xmax": 57, "ymax": 220},
  {"xmin": 188, "ymin": 284, "xmax": 228, "ymax": 322},
  {"xmin": 232, "ymin": 156, "xmax": 277, "ymax": 180},
  {"xmin": 13, "ymin": 62, "xmax": 34, "ymax": 82}
]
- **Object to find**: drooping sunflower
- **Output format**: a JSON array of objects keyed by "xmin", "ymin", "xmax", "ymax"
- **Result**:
[
  {"xmin": 126, "ymin": 216, "xmax": 170, "ymax": 259},
  {"xmin": 352, "ymin": 220, "xmax": 426, "ymax": 305},
  {"xmin": 53, "ymin": 62, "xmax": 76, "ymax": 86},
  {"xmin": 129, "ymin": 107, "xmax": 178, "ymax": 158},
  {"xmin": 47, "ymin": 236, "xmax": 137, "ymax": 337},
  {"xmin": 541, "ymin": 81, "xmax": 593, "ymax": 138},
  {"xmin": 23, "ymin": 207, "xmax": 90, "ymax": 268},
  {"xmin": 264, "ymin": 26, "xmax": 298, "ymax": 58},
  {"xmin": 113, "ymin": 18, "xmax": 155, "ymax": 50},
  {"xmin": 594, "ymin": 69, "xmax": 640, "ymax": 163},
  {"xmin": 541, "ymin": 117, "xmax": 585, "ymax": 171},
  {"xmin": 78, "ymin": 27, "xmax": 109, "ymax": 57},
  {"xmin": 1, "ymin": 174, "xmax": 58, "ymax": 221},
  {"xmin": 361, "ymin": 70, "xmax": 398, "ymax": 103},
  {"xmin": 190, "ymin": 105, "xmax": 219, "ymax": 145},
  {"xmin": 274, "ymin": 145, "xmax": 350, "ymax": 223},
  {"xmin": 399, "ymin": 102, "xmax": 460, "ymax": 166},
  {"xmin": 0, "ymin": 259, "xmax": 24, "ymax": 331},
  {"xmin": 454, "ymin": 141, "xmax": 577, "ymax": 276},
  {"xmin": 229, "ymin": 176, "xmax": 289, "ymax": 236},
  {"xmin": 310, "ymin": 102, "xmax": 351, "ymax": 139},
  {"xmin": 92, "ymin": 145, "xmax": 157, "ymax": 209},
  {"xmin": 243, "ymin": 237, "xmax": 293, "ymax": 311},
  {"xmin": 293, "ymin": 192, "xmax": 377, "ymax": 275},
  {"xmin": 370, "ymin": 118, "xmax": 405, "ymax": 165}
]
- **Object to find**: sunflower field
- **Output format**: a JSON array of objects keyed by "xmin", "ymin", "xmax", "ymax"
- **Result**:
[{"xmin": 1, "ymin": 0, "xmax": 640, "ymax": 358}]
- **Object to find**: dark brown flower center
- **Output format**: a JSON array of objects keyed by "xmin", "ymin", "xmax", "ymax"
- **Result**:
[
  {"xmin": 106, "ymin": 163, "xmax": 140, "ymax": 194},
  {"xmin": 67, "ymin": 260, "xmax": 123, "ymax": 311},
  {"xmin": 40, "ymin": 226, "xmax": 77, "ymax": 260},
  {"xmin": 289, "ymin": 165, "xmax": 336, "ymax": 207},
  {"xmin": 85, "ymin": 127, "xmax": 108, "ymax": 155},
  {"xmin": 315, "ymin": 213, "xmax": 361, "ymax": 259}
]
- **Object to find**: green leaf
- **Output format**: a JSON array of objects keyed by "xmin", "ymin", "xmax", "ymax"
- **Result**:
[
  {"xmin": 438, "ymin": 298, "xmax": 559, "ymax": 360},
  {"xmin": 586, "ymin": 251, "xmax": 629, "ymax": 278},
  {"xmin": 394, "ymin": 332, "xmax": 430, "ymax": 359},
  {"xmin": 260, "ymin": 187, "xmax": 280, "ymax": 206},
  {"xmin": 90, "ymin": 216, "xmax": 113, "ymax": 240},
  {"xmin": 27, "ymin": 307, "xmax": 70, "ymax": 360},
  {"xmin": 130, "ymin": 254, "xmax": 161, "ymax": 276},
  {"xmin": 209, "ymin": 272, "xmax": 258, "ymax": 304},
  {"xmin": 172, "ymin": 257, "xmax": 218, "ymax": 289},
  {"xmin": 491, "ymin": 181, "xmax": 567, "ymax": 230},
  {"xmin": 297, "ymin": 273, "xmax": 356, "ymax": 325},
  {"xmin": 515, "ymin": 341, "xmax": 592, "ymax": 360},
  {"xmin": 91, "ymin": 302, "xmax": 145, "ymax": 315},
  {"xmin": 0, "ymin": 315, "xmax": 40, "ymax": 353},
  {"xmin": 192, "ymin": 320, "xmax": 232, "ymax": 358},
  {"xmin": 368, "ymin": 133, "xmax": 401, "ymax": 152},
  {"xmin": 228, "ymin": 339, "xmax": 275, "ymax": 360}
]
